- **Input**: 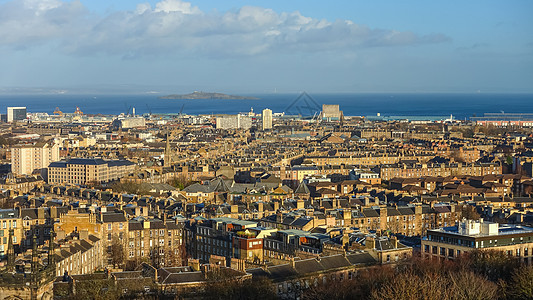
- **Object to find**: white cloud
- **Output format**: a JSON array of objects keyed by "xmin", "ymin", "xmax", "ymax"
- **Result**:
[
  {"xmin": 0, "ymin": 0, "xmax": 450, "ymax": 57},
  {"xmin": 135, "ymin": 3, "xmax": 151, "ymax": 15},
  {"xmin": 23, "ymin": 0, "xmax": 61, "ymax": 13},
  {"xmin": 154, "ymin": 0, "xmax": 200, "ymax": 14}
]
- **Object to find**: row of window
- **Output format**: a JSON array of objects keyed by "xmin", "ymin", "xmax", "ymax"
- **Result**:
[
  {"xmin": 1, "ymin": 220, "xmax": 17, "ymax": 229},
  {"xmin": 0, "ymin": 236, "xmax": 17, "ymax": 244}
]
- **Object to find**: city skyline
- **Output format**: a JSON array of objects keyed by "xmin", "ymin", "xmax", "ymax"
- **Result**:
[{"xmin": 0, "ymin": 0, "xmax": 532, "ymax": 94}]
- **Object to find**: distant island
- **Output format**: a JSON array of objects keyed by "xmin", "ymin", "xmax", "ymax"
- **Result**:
[{"xmin": 159, "ymin": 91, "xmax": 259, "ymax": 100}]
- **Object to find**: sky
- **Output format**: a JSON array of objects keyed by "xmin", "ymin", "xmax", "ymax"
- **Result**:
[{"xmin": 0, "ymin": 0, "xmax": 532, "ymax": 94}]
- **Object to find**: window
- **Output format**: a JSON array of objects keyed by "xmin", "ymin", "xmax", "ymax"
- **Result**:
[{"xmin": 108, "ymin": 224, "xmax": 111, "ymax": 230}]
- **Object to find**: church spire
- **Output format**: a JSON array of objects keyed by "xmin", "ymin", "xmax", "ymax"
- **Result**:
[
  {"xmin": 7, "ymin": 229, "xmax": 14, "ymax": 272},
  {"xmin": 164, "ymin": 132, "xmax": 171, "ymax": 167},
  {"xmin": 48, "ymin": 228, "xmax": 55, "ymax": 270},
  {"xmin": 31, "ymin": 234, "xmax": 39, "ymax": 283}
]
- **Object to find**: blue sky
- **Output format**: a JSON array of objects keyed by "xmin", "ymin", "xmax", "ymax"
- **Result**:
[{"xmin": 0, "ymin": 0, "xmax": 532, "ymax": 94}]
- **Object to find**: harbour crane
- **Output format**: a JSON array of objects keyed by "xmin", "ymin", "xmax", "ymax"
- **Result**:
[
  {"xmin": 146, "ymin": 104, "xmax": 152, "ymax": 117},
  {"xmin": 178, "ymin": 104, "xmax": 185, "ymax": 118},
  {"xmin": 53, "ymin": 107, "xmax": 63, "ymax": 116}
]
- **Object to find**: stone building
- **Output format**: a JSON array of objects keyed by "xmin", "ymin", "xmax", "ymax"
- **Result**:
[
  {"xmin": 11, "ymin": 142, "xmax": 60, "ymax": 179},
  {"xmin": 48, "ymin": 158, "xmax": 135, "ymax": 185}
]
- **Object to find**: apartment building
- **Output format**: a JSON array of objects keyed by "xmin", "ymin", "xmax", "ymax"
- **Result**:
[
  {"xmin": 262, "ymin": 108, "xmax": 273, "ymax": 130},
  {"xmin": 185, "ymin": 217, "xmax": 264, "ymax": 264},
  {"xmin": 20, "ymin": 206, "xmax": 67, "ymax": 249},
  {"xmin": 48, "ymin": 158, "xmax": 135, "ymax": 185},
  {"xmin": 263, "ymin": 229, "xmax": 328, "ymax": 263},
  {"xmin": 126, "ymin": 217, "xmax": 185, "ymax": 267},
  {"xmin": 305, "ymin": 153, "xmax": 434, "ymax": 167},
  {"xmin": 422, "ymin": 219, "xmax": 533, "ymax": 264},
  {"xmin": 378, "ymin": 162, "xmax": 501, "ymax": 181},
  {"xmin": 350, "ymin": 169, "xmax": 381, "ymax": 185},
  {"xmin": 0, "ymin": 173, "xmax": 45, "ymax": 193},
  {"xmin": 216, "ymin": 115, "xmax": 252, "ymax": 130},
  {"xmin": 98, "ymin": 211, "xmax": 128, "ymax": 264},
  {"xmin": 350, "ymin": 204, "xmax": 460, "ymax": 236},
  {"xmin": 11, "ymin": 142, "xmax": 60, "ymax": 179},
  {"xmin": 54, "ymin": 231, "xmax": 104, "ymax": 277},
  {"xmin": 0, "ymin": 209, "xmax": 22, "ymax": 257},
  {"xmin": 7, "ymin": 106, "xmax": 27, "ymax": 122}
]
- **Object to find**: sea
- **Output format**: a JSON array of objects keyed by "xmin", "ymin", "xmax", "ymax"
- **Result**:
[{"xmin": 0, "ymin": 93, "xmax": 532, "ymax": 120}]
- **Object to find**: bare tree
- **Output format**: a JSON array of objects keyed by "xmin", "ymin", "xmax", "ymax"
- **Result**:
[
  {"xmin": 505, "ymin": 266, "xmax": 533, "ymax": 300},
  {"xmin": 164, "ymin": 248, "xmax": 181, "ymax": 267},
  {"xmin": 459, "ymin": 204, "xmax": 481, "ymax": 220},
  {"xmin": 386, "ymin": 217, "xmax": 403, "ymax": 234},
  {"xmin": 109, "ymin": 236, "xmax": 125, "ymax": 268},
  {"xmin": 449, "ymin": 270, "xmax": 498, "ymax": 300}
]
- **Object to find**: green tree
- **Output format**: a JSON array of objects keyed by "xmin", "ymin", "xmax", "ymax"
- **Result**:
[{"xmin": 167, "ymin": 175, "xmax": 195, "ymax": 190}]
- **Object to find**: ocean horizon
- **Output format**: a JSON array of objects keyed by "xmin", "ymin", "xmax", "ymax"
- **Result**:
[{"xmin": 1, "ymin": 92, "xmax": 532, "ymax": 120}]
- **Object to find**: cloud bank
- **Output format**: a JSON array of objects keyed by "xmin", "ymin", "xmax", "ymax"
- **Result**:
[{"xmin": 0, "ymin": 0, "xmax": 450, "ymax": 57}]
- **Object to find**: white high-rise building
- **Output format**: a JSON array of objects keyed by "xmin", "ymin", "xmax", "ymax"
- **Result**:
[
  {"xmin": 216, "ymin": 115, "xmax": 252, "ymax": 130},
  {"xmin": 11, "ymin": 142, "xmax": 60, "ymax": 179},
  {"xmin": 7, "ymin": 107, "xmax": 27, "ymax": 122},
  {"xmin": 262, "ymin": 108, "xmax": 272, "ymax": 130}
]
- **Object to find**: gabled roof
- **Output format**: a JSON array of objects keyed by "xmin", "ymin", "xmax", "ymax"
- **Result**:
[{"xmin": 295, "ymin": 182, "xmax": 310, "ymax": 194}]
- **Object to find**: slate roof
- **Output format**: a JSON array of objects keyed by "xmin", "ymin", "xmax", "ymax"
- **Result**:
[
  {"xmin": 295, "ymin": 182, "xmax": 311, "ymax": 194},
  {"xmin": 0, "ymin": 209, "xmax": 18, "ymax": 218},
  {"xmin": 49, "ymin": 158, "xmax": 134, "ymax": 168},
  {"xmin": 99, "ymin": 212, "xmax": 127, "ymax": 223},
  {"xmin": 249, "ymin": 253, "xmax": 377, "ymax": 281}
]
